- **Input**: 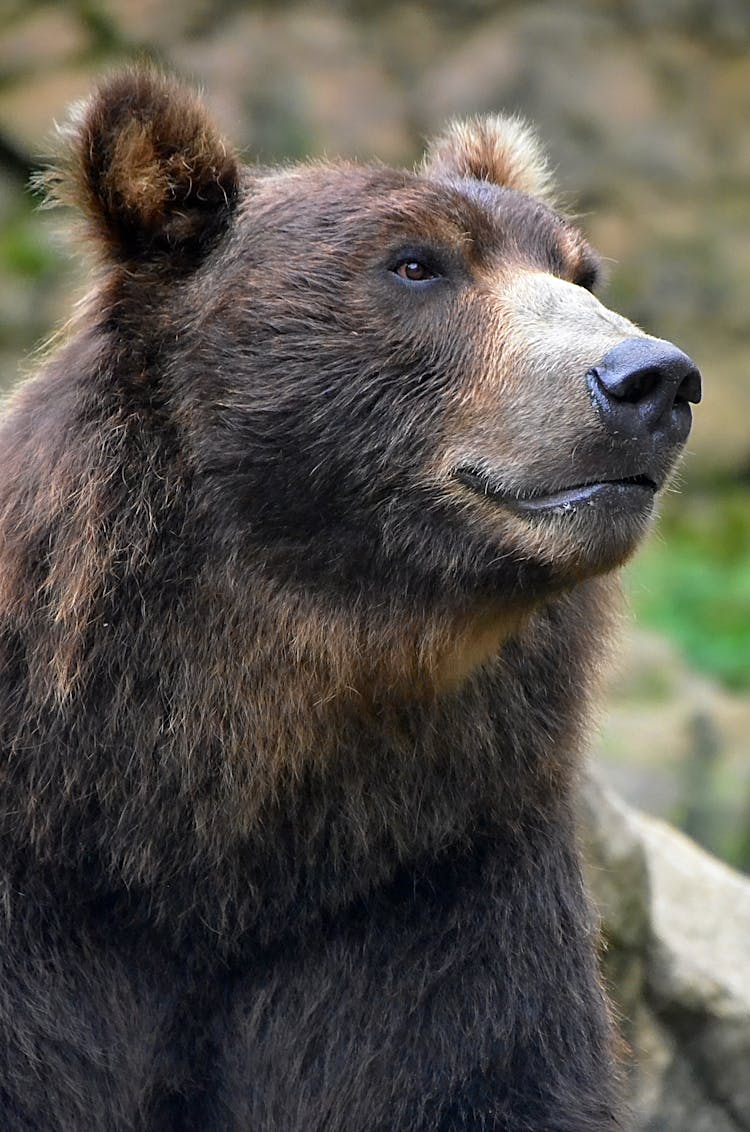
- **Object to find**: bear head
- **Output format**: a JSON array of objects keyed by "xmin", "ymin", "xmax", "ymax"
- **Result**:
[{"xmin": 40, "ymin": 67, "xmax": 700, "ymax": 691}]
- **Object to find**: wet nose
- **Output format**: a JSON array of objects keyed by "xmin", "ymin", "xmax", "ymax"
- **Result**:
[{"xmin": 587, "ymin": 337, "xmax": 702, "ymax": 444}]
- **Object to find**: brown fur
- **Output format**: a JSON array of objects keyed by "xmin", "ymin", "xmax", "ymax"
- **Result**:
[
  {"xmin": 39, "ymin": 66, "xmax": 239, "ymax": 263},
  {"xmin": 423, "ymin": 115, "xmax": 554, "ymax": 202},
  {"xmin": 0, "ymin": 69, "xmax": 698, "ymax": 1131}
]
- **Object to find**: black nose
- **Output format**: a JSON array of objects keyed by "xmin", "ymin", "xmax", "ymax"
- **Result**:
[{"xmin": 587, "ymin": 337, "xmax": 701, "ymax": 444}]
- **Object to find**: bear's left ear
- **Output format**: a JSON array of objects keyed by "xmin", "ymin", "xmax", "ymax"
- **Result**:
[
  {"xmin": 41, "ymin": 66, "xmax": 240, "ymax": 266},
  {"xmin": 422, "ymin": 115, "xmax": 554, "ymax": 203}
]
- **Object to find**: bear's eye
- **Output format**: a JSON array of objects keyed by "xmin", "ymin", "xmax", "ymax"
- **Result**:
[
  {"xmin": 572, "ymin": 251, "xmax": 602, "ymax": 293},
  {"xmin": 574, "ymin": 265, "xmax": 599, "ymax": 292},
  {"xmin": 393, "ymin": 260, "xmax": 439, "ymax": 283}
]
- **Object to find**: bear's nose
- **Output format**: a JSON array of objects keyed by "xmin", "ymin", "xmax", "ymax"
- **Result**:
[{"xmin": 587, "ymin": 337, "xmax": 701, "ymax": 445}]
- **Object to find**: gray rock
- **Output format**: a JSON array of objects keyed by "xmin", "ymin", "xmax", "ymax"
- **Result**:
[{"xmin": 580, "ymin": 777, "xmax": 750, "ymax": 1130}]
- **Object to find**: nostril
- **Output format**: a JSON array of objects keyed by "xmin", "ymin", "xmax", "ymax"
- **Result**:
[
  {"xmin": 675, "ymin": 366, "xmax": 702, "ymax": 405},
  {"xmin": 617, "ymin": 367, "xmax": 660, "ymax": 405}
]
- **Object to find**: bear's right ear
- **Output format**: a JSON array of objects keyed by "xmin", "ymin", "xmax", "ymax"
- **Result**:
[
  {"xmin": 41, "ymin": 66, "xmax": 240, "ymax": 266},
  {"xmin": 421, "ymin": 116, "xmax": 554, "ymax": 203}
]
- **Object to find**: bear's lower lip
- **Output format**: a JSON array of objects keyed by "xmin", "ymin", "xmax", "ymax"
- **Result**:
[{"xmin": 454, "ymin": 468, "xmax": 658, "ymax": 514}]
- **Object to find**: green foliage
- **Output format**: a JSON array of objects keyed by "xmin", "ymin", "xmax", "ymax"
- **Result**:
[
  {"xmin": 0, "ymin": 205, "xmax": 61, "ymax": 280},
  {"xmin": 0, "ymin": 199, "xmax": 69, "ymax": 363},
  {"xmin": 627, "ymin": 487, "xmax": 750, "ymax": 690}
]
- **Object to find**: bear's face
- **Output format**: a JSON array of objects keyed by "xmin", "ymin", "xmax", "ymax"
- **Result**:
[{"xmin": 48, "ymin": 70, "xmax": 700, "ymax": 624}]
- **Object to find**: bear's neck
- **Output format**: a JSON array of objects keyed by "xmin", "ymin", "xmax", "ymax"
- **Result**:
[
  {"xmin": 4, "ymin": 540, "xmax": 616, "ymax": 952},
  {"xmin": 69, "ymin": 564, "xmax": 619, "ymax": 945}
]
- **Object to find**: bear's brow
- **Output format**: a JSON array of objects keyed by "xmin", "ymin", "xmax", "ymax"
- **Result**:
[
  {"xmin": 464, "ymin": 183, "xmax": 601, "ymax": 282},
  {"xmin": 434, "ymin": 179, "xmax": 594, "ymax": 279}
]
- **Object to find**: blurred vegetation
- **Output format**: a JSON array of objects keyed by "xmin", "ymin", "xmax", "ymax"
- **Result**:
[
  {"xmin": 629, "ymin": 488, "xmax": 750, "ymax": 691},
  {"xmin": 0, "ymin": 197, "xmax": 65, "ymax": 292},
  {"xmin": 0, "ymin": 0, "xmax": 748, "ymax": 868}
]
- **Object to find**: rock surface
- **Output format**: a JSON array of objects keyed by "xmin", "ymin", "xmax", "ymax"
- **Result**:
[
  {"xmin": 596, "ymin": 627, "xmax": 750, "ymax": 866},
  {"xmin": 580, "ymin": 777, "xmax": 750, "ymax": 1131}
]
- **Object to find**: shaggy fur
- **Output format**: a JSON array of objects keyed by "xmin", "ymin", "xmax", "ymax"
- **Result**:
[
  {"xmin": 0, "ymin": 68, "xmax": 696, "ymax": 1130},
  {"xmin": 423, "ymin": 115, "xmax": 554, "ymax": 203},
  {"xmin": 39, "ymin": 67, "xmax": 240, "ymax": 264}
]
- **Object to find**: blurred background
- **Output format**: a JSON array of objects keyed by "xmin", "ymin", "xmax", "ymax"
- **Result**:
[{"xmin": 1, "ymin": 0, "xmax": 748, "ymax": 869}]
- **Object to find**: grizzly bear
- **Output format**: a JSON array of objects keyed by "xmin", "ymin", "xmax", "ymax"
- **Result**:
[{"xmin": 0, "ymin": 68, "xmax": 700, "ymax": 1131}]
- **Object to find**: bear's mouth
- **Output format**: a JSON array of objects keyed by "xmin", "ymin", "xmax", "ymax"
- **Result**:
[{"xmin": 453, "ymin": 465, "xmax": 658, "ymax": 514}]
